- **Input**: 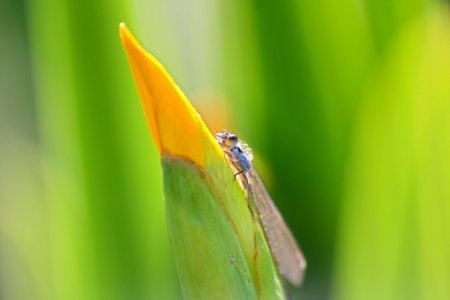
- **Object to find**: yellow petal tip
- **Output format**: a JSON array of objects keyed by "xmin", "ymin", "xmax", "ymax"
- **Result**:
[{"xmin": 120, "ymin": 24, "xmax": 218, "ymax": 166}]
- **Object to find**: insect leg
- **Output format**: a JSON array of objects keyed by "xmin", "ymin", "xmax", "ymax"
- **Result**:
[
  {"xmin": 223, "ymin": 155, "xmax": 255, "ymax": 219},
  {"xmin": 233, "ymin": 169, "xmax": 245, "ymax": 180},
  {"xmin": 239, "ymin": 173, "xmax": 254, "ymax": 219}
]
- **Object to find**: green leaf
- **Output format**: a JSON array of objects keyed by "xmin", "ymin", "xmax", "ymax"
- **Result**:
[{"xmin": 163, "ymin": 154, "xmax": 285, "ymax": 299}]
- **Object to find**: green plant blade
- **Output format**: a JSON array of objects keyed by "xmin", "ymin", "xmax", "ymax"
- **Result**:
[
  {"xmin": 163, "ymin": 153, "xmax": 285, "ymax": 299},
  {"xmin": 163, "ymin": 155, "xmax": 257, "ymax": 299}
]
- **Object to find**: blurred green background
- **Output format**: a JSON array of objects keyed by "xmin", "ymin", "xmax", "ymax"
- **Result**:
[{"xmin": 1, "ymin": 0, "xmax": 449, "ymax": 299}]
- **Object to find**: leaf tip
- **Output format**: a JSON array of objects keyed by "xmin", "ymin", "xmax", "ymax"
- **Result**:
[{"xmin": 120, "ymin": 25, "xmax": 220, "ymax": 166}]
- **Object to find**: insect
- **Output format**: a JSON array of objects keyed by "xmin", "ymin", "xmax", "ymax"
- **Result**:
[{"xmin": 215, "ymin": 131, "xmax": 307, "ymax": 286}]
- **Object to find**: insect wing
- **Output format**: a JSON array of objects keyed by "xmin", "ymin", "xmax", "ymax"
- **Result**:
[{"xmin": 248, "ymin": 167, "xmax": 307, "ymax": 286}]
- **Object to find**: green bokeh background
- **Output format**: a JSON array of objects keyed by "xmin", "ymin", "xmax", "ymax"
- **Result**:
[{"xmin": 1, "ymin": 0, "xmax": 449, "ymax": 299}]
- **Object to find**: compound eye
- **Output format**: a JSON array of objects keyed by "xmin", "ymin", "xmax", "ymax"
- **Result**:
[{"xmin": 226, "ymin": 135, "xmax": 238, "ymax": 147}]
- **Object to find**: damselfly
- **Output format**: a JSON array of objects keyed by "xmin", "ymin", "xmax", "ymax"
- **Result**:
[{"xmin": 215, "ymin": 131, "xmax": 307, "ymax": 286}]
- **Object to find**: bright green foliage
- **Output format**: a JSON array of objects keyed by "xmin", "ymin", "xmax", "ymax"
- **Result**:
[{"xmin": 333, "ymin": 10, "xmax": 450, "ymax": 300}]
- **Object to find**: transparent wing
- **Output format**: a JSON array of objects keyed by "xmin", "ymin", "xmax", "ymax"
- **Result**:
[{"xmin": 248, "ymin": 167, "xmax": 307, "ymax": 286}]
